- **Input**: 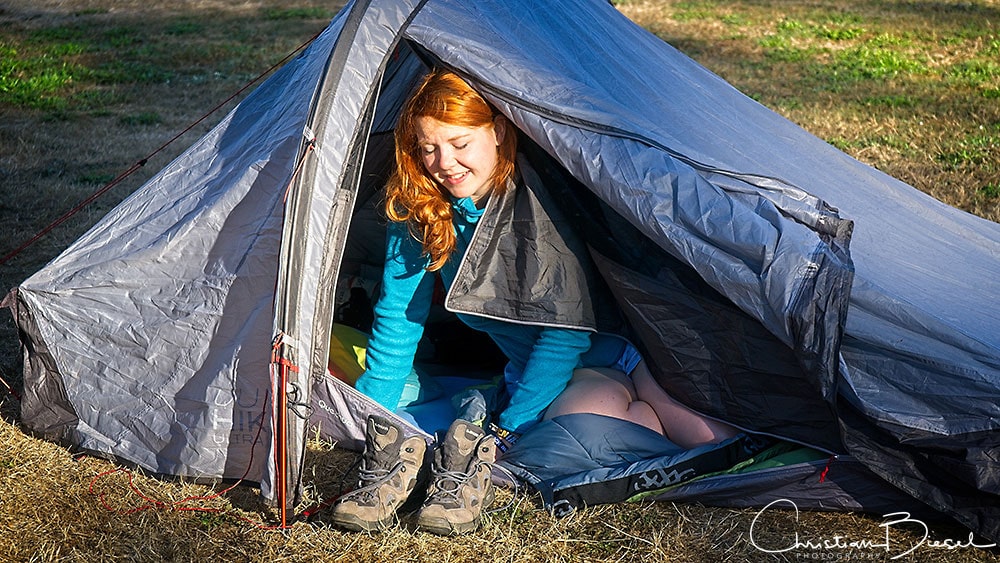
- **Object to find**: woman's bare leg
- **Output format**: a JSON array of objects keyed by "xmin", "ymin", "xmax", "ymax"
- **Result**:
[
  {"xmin": 543, "ymin": 368, "xmax": 665, "ymax": 434},
  {"xmin": 630, "ymin": 361, "xmax": 739, "ymax": 449}
]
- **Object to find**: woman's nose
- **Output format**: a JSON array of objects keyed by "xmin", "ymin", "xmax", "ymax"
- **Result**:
[{"xmin": 437, "ymin": 147, "xmax": 456, "ymax": 169}]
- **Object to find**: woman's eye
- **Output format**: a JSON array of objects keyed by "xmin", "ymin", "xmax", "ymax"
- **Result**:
[{"xmin": 455, "ymin": 143, "xmax": 468, "ymax": 150}]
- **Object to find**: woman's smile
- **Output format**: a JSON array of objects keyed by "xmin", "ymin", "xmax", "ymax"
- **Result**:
[{"xmin": 416, "ymin": 116, "xmax": 505, "ymax": 203}]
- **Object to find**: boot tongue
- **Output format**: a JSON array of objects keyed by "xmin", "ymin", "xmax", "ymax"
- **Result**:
[
  {"xmin": 366, "ymin": 415, "xmax": 401, "ymax": 465},
  {"xmin": 440, "ymin": 420, "xmax": 482, "ymax": 471}
]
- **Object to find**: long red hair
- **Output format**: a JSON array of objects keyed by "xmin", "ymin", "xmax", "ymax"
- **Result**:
[{"xmin": 385, "ymin": 69, "xmax": 517, "ymax": 271}]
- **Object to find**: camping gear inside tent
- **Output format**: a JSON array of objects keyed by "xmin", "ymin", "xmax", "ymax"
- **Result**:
[{"xmin": 5, "ymin": 0, "xmax": 998, "ymax": 539}]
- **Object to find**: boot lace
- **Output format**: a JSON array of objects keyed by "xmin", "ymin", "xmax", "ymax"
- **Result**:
[
  {"xmin": 344, "ymin": 459, "xmax": 405, "ymax": 502},
  {"xmin": 426, "ymin": 461, "xmax": 483, "ymax": 507}
]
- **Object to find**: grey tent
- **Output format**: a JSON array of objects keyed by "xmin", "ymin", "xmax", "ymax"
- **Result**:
[{"xmin": 5, "ymin": 0, "xmax": 999, "ymax": 538}]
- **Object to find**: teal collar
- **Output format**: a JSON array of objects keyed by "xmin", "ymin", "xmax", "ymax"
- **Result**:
[{"xmin": 451, "ymin": 195, "xmax": 487, "ymax": 222}]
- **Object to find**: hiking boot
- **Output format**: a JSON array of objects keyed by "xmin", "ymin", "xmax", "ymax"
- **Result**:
[
  {"xmin": 414, "ymin": 419, "xmax": 496, "ymax": 535},
  {"xmin": 330, "ymin": 414, "xmax": 427, "ymax": 532}
]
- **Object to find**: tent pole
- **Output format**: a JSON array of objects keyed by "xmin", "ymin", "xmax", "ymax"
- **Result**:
[{"xmin": 271, "ymin": 334, "xmax": 295, "ymax": 528}]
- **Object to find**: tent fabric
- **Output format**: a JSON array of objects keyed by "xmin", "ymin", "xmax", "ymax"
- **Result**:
[
  {"xmin": 9, "ymin": 13, "xmax": 352, "ymax": 484},
  {"xmin": 497, "ymin": 413, "xmax": 939, "ymax": 520},
  {"xmin": 514, "ymin": 140, "xmax": 846, "ymax": 453},
  {"xmin": 498, "ymin": 414, "xmax": 775, "ymax": 515},
  {"xmin": 445, "ymin": 152, "xmax": 626, "ymax": 334},
  {"xmin": 5, "ymin": 0, "xmax": 999, "ymax": 540}
]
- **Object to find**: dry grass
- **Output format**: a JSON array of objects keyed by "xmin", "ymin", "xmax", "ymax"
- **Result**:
[
  {"xmin": 5, "ymin": 412, "xmax": 990, "ymax": 563},
  {"xmin": 1, "ymin": 0, "xmax": 999, "ymax": 561}
]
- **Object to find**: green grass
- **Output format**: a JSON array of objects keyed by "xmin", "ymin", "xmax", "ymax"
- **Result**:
[
  {"xmin": 0, "ymin": 41, "xmax": 83, "ymax": 109},
  {"xmin": 949, "ymin": 59, "xmax": 1000, "ymax": 87},
  {"xmin": 938, "ymin": 131, "xmax": 1000, "ymax": 169},
  {"xmin": 830, "ymin": 43, "xmax": 928, "ymax": 81},
  {"xmin": 0, "ymin": 7, "xmax": 336, "ymax": 116},
  {"xmin": 862, "ymin": 93, "xmax": 919, "ymax": 107},
  {"xmin": 262, "ymin": 7, "xmax": 334, "ymax": 20},
  {"xmin": 671, "ymin": 1, "xmax": 718, "ymax": 22},
  {"xmin": 813, "ymin": 22, "xmax": 866, "ymax": 41},
  {"xmin": 980, "ymin": 183, "xmax": 1000, "ymax": 199},
  {"xmin": 119, "ymin": 111, "xmax": 163, "ymax": 126}
]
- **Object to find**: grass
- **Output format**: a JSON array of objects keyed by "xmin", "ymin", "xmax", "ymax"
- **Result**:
[
  {"xmin": 1, "ymin": 0, "xmax": 999, "ymax": 562},
  {"xmin": 0, "ymin": 3, "xmax": 337, "ymax": 112}
]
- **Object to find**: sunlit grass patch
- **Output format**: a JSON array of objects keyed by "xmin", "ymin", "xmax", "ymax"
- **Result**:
[
  {"xmin": 831, "ymin": 43, "xmax": 928, "ymax": 81},
  {"xmin": 758, "ymin": 19, "xmax": 823, "ymax": 63},
  {"xmin": 0, "ymin": 4, "xmax": 343, "ymax": 116},
  {"xmin": 948, "ymin": 58, "xmax": 1000, "ymax": 87},
  {"xmin": 770, "ymin": 12, "xmax": 866, "ymax": 41},
  {"xmin": 937, "ymin": 130, "xmax": 1000, "ymax": 169},
  {"xmin": 813, "ymin": 23, "xmax": 866, "ymax": 41},
  {"xmin": 0, "ymin": 41, "xmax": 85, "ymax": 109},
  {"xmin": 758, "ymin": 34, "xmax": 819, "ymax": 63},
  {"xmin": 720, "ymin": 12, "xmax": 750, "ymax": 26},
  {"xmin": 0, "ymin": 22, "xmax": 163, "ymax": 110},
  {"xmin": 827, "ymin": 132, "xmax": 913, "ymax": 155},
  {"xmin": 862, "ymin": 94, "xmax": 919, "ymax": 108},
  {"xmin": 671, "ymin": 0, "xmax": 720, "ymax": 22}
]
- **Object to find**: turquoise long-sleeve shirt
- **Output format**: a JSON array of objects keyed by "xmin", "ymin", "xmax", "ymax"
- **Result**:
[{"xmin": 356, "ymin": 195, "xmax": 625, "ymax": 433}]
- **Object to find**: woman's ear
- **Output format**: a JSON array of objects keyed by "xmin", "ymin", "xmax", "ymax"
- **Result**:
[{"xmin": 493, "ymin": 115, "xmax": 507, "ymax": 146}]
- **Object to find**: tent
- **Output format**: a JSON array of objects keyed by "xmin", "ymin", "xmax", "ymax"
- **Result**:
[{"xmin": 5, "ymin": 0, "xmax": 999, "ymax": 539}]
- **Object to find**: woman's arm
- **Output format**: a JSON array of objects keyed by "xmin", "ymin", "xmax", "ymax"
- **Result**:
[
  {"xmin": 496, "ymin": 327, "xmax": 592, "ymax": 434},
  {"xmin": 356, "ymin": 221, "xmax": 434, "ymax": 410}
]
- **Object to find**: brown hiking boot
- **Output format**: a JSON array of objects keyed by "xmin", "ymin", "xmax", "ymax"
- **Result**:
[
  {"xmin": 330, "ymin": 414, "xmax": 427, "ymax": 532},
  {"xmin": 414, "ymin": 419, "xmax": 496, "ymax": 535}
]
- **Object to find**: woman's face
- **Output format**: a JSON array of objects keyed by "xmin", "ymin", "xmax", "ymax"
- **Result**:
[{"xmin": 415, "ymin": 116, "xmax": 505, "ymax": 203}]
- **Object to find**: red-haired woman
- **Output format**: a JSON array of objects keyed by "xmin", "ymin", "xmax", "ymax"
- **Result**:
[{"xmin": 332, "ymin": 69, "xmax": 735, "ymax": 536}]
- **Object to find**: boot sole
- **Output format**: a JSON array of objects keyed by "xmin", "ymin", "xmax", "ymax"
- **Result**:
[
  {"xmin": 414, "ymin": 514, "xmax": 481, "ymax": 536},
  {"xmin": 330, "ymin": 512, "xmax": 394, "ymax": 532},
  {"xmin": 414, "ymin": 485, "xmax": 495, "ymax": 535}
]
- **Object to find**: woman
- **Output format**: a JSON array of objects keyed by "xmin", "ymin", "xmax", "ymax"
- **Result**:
[
  {"xmin": 332, "ymin": 69, "xmax": 735, "ymax": 535},
  {"xmin": 355, "ymin": 69, "xmax": 620, "ymax": 441}
]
